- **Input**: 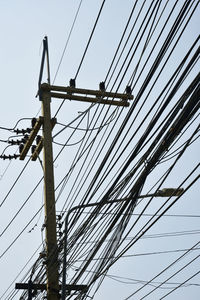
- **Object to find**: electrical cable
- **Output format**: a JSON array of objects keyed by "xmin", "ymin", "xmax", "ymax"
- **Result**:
[
  {"xmin": 75, "ymin": 3, "xmax": 200, "ymax": 213},
  {"xmin": 74, "ymin": 0, "xmax": 106, "ymax": 79},
  {"xmin": 0, "ymin": 157, "xmax": 31, "ymax": 208},
  {"xmin": 4, "ymin": 2, "xmax": 199, "ymax": 298},
  {"xmin": 100, "ymin": 173, "xmax": 200, "ymax": 282},
  {"xmin": 54, "ymin": 0, "xmax": 106, "ymax": 118},
  {"xmin": 140, "ymin": 253, "xmax": 200, "ymax": 299},
  {"xmin": 81, "ymin": 162, "xmax": 199, "ymax": 297},
  {"xmin": 0, "ymin": 180, "xmax": 44, "ymax": 259},
  {"xmin": 58, "ymin": 0, "xmax": 165, "ymax": 216},
  {"xmin": 104, "ymin": 0, "xmax": 141, "ymax": 84},
  {"xmin": 160, "ymin": 270, "xmax": 200, "ymax": 299},
  {"xmin": 52, "ymin": 0, "xmax": 83, "ymax": 85},
  {"xmin": 0, "ymin": 243, "xmax": 43, "ymax": 300},
  {"xmin": 0, "ymin": 118, "xmax": 32, "ymax": 132}
]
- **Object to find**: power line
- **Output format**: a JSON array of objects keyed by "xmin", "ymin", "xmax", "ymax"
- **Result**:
[
  {"xmin": 52, "ymin": 0, "xmax": 83, "ymax": 85},
  {"xmin": 160, "ymin": 270, "xmax": 200, "ymax": 299},
  {"xmin": 74, "ymin": 0, "xmax": 106, "ymax": 79},
  {"xmin": 140, "ymin": 253, "xmax": 200, "ymax": 299},
  {"xmin": 0, "ymin": 157, "xmax": 31, "ymax": 208}
]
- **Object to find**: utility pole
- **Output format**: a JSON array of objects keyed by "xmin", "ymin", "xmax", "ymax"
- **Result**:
[
  {"xmin": 16, "ymin": 36, "xmax": 133, "ymax": 300},
  {"xmin": 41, "ymin": 84, "xmax": 60, "ymax": 300},
  {"xmin": 16, "ymin": 37, "xmax": 60, "ymax": 300}
]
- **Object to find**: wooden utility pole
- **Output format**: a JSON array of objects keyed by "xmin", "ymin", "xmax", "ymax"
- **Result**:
[
  {"xmin": 41, "ymin": 84, "xmax": 60, "ymax": 300},
  {"xmin": 17, "ymin": 86, "xmax": 60, "ymax": 300},
  {"xmin": 16, "ymin": 36, "xmax": 134, "ymax": 300},
  {"xmin": 17, "ymin": 82, "xmax": 133, "ymax": 299}
]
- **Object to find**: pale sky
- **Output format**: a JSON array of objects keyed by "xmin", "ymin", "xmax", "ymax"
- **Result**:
[{"xmin": 0, "ymin": 1, "xmax": 199, "ymax": 300}]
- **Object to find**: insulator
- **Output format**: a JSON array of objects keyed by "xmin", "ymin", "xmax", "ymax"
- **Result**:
[
  {"xmin": 99, "ymin": 81, "xmax": 105, "ymax": 92},
  {"xmin": 39, "ymin": 251, "xmax": 46, "ymax": 259},
  {"xmin": 27, "ymin": 128, "xmax": 32, "ymax": 133},
  {"xmin": 14, "ymin": 128, "xmax": 20, "ymax": 135},
  {"xmin": 21, "ymin": 135, "xmax": 28, "ymax": 144},
  {"xmin": 19, "ymin": 144, "xmax": 24, "ymax": 153},
  {"xmin": 31, "ymin": 145, "xmax": 37, "ymax": 154},
  {"xmin": 31, "ymin": 118, "xmax": 37, "ymax": 128},
  {"xmin": 36, "ymin": 135, "xmax": 42, "ymax": 145},
  {"xmin": 126, "ymin": 85, "xmax": 132, "ymax": 95},
  {"xmin": 8, "ymin": 139, "xmax": 14, "ymax": 145},
  {"xmin": 69, "ymin": 78, "xmax": 76, "ymax": 88}
]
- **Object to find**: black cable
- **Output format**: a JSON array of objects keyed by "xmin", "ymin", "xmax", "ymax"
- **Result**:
[
  {"xmin": 0, "ymin": 180, "xmax": 44, "ymax": 259},
  {"xmin": 102, "ymin": 173, "xmax": 200, "ymax": 280},
  {"xmin": 104, "ymin": 0, "xmax": 141, "ymax": 84},
  {"xmin": 124, "ymin": 239, "xmax": 200, "ymax": 298},
  {"xmin": 95, "ymin": 37, "xmax": 199, "ymax": 199},
  {"xmin": 160, "ymin": 270, "xmax": 200, "ymax": 299},
  {"xmin": 74, "ymin": 0, "xmax": 106, "ymax": 79},
  {"xmin": 116, "ymin": 126, "xmax": 200, "ymax": 262},
  {"xmin": 0, "ymin": 157, "xmax": 31, "ymax": 208},
  {"xmin": 0, "ymin": 118, "xmax": 32, "ymax": 132},
  {"xmin": 7, "ymin": 1, "xmax": 199, "ymax": 296},
  {"xmin": 75, "ymin": 1, "xmax": 197, "ymax": 211},
  {"xmin": 61, "ymin": 0, "xmax": 164, "ymax": 216},
  {"xmin": 140, "ymin": 253, "xmax": 200, "ymax": 299},
  {"xmin": 82, "ymin": 162, "xmax": 199, "ymax": 296},
  {"xmin": 0, "ymin": 243, "xmax": 43, "ymax": 300},
  {"xmin": 54, "ymin": 0, "xmax": 167, "ymax": 218},
  {"xmin": 57, "ymin": 0, "xmax": 166, "ymax": 214},
  {"xmin": 52, "ymin": 0, "xmax": 83, "ymax": 85}
]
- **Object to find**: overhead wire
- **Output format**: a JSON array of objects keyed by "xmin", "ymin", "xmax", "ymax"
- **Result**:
[
  {"xmin": 52, "ymin": 0, "xmax": 83, "ymax": 85},
  {"xmin": 50, "ymin": 0, "xmax": 157, "ymax": 214},
  {"xmin": 0, "ymin": 118, "xmax": 32, "ymax": 132},
  {"xmin": 75, "ymin": 0, "xmax": 196, "ymax": 210},
  {"xmin": 80, "ymin": 152, "xmax": 200, "ymax": 296},
  {"xmin": 77, "ymin": 38, "xmax": 198, "ymax": 210},
  {"xmin": 140, "ymin": 253, "xmax": 200, "ymax": 299},
  {"xmin": 60, "ymin": 123, "xmax": 198, "ymax": 296},
  {"xmin": 74, "ymin": 0, "xmax": 106, "ymax": 80},
  {"xmin": 0, "ymin": 157, "xmax": 31, "ymax": 208},
  {"xmin": 76, "ymin": 247, "xmax": 200, "ymax": 263},
  {"xmin": 97, "ymin": 170, "xmax": 200, "ymax": 284},
  {"xmin": 104, "ymin": 0, "xmax": 142, "ymax": 85},
  {"xmin": 85, "ymin": 67, "xmax": 199, "ymax": 230},
  {"xmin": 54, "ymin": 0, "xmax": 106, "ymax": 118},
  {"xmin": 160, "ymin": 270, "xmax": 200, "ymax": 299},
  {"xmin": 2, "ymin": 1, "xmax": 109, "ymax": 288},
  {"xmin": 0, "ymin": 179, "xmax": 44, "ymax": 259},
  {"xmin": 123, "ymin": 240, "xmax": 200, "ymax": 298},
  {"xmin": 60, "ymin": 0, "xmax": 165, "ymax": 213},
  {"xmin": 0, "ymin": 243, "xmax": 43, "ymax": 300},
  {"xmin": 47, "ymin": 8, "xmax": 199, "ymax": 298},
  {"xmin": 114, "ymin": 124, "xmax": 200, "ymax": 262},
  {"xmin": 53, "ymin": 0, "xmax": 169, "ymax": 218},
  {"xmin": 4, "ymin": 0, "xmax": 198, "ymax": 298}
]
